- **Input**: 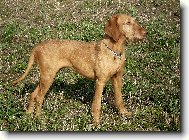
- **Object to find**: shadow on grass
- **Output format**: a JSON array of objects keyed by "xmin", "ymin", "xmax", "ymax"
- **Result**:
[
  {"xmin": 51, "ymin": 78, "xmax": 95, "ymax": 104},
  {"xmin": 13, "ymin": 77, "xmax": 117, "ymax": 114},
  {"xmin": 16, "ymin": 78, "xmax": 96, "ymax": 104}
]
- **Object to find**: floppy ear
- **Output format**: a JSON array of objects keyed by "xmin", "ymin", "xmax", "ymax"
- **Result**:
[{"xmin": 105, "ymin": 15, "xmax": 121, "ymax": 42}]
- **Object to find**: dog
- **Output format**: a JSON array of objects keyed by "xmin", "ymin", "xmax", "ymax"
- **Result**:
[{"xmin": 13, "ymin": 14, "xmax": 146, "ymax": 125}]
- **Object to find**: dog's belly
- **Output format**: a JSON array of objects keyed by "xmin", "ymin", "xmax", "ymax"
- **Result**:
[
  {"xmin": 66, "ymin": 43, "xmax": 96, "ymax": 79},
  {"xmin": 70, "ymin": 62, "xmax": 95, "ymax": 79}
]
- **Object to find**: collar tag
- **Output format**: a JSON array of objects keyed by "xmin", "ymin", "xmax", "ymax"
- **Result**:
[
  {"xmin": 99, "ymin": 42, "xmax": 122, "ymax": 60},
  {"xmin": 106, "ymin": 46, "xmax": 122, "ymax": 60}
]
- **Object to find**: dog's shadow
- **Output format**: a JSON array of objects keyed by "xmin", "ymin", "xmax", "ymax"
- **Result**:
[
  {"xmin": 51, "ymin": 77, "xmax": 95, "ymax": 104},
  {"xmin": 19, "ymin": 77, "xmax": 114, "ymax": 109}
]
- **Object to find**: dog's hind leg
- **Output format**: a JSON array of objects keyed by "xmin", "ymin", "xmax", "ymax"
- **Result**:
[
  {"xmin": 26, "ymin": 85, "xmax": 40, "ymax": 114},
  {"xmin": 34, "ymin": 68, "xmax": 58, "ymax": 116}
]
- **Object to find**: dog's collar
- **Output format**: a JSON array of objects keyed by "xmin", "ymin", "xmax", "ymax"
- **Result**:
[{"xmin": 103, "ymin": 43, "xmax": 122, "ymax": 60}]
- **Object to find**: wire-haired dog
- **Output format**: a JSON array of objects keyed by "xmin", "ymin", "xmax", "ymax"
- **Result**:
[{"xmin": 13, "ymin": 14, "xmax": 146, "ymax": 125}]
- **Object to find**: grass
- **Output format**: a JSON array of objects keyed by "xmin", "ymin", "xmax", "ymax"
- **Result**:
[{"xmin": 0, "ymin": 0, "xmax": 180, "ymax": 131}]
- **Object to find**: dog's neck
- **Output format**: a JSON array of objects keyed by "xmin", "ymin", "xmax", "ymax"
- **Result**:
[{"xmin": 104, "ymin": 35, "xmax": 125, "ymax": 55}]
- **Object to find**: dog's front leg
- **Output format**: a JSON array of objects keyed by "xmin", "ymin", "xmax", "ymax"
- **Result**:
[
  {"xmin": 92, "ymin": 79, "xmax": 106, "ymax": 126},
  {"xmin": 112, "ymin": 72, "xmax": 132, "ymax": 117}
]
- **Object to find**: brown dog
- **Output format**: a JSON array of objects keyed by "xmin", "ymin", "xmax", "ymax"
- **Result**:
[{"xmin": 13, "ymin": 14, "xmax": 146, "ymax": 125}]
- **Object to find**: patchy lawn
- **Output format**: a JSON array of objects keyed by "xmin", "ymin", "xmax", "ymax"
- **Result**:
[{"xmin": 0, "ymin": 0, "xmax": 180, "ymax": 131}]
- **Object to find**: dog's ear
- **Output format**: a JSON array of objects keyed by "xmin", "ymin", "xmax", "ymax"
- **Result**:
[{"xmin": 105, "ymin": 15, "xmax": 121, "ymax": 42}]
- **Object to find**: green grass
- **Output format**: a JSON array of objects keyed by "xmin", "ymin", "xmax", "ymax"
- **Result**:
[{"xmin": 0, "ymin": 0, "xmax": 180, "ymax": 131}]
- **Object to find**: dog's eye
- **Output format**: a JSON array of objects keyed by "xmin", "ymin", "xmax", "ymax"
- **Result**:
[
  {"xmin": 123, "ymin": 21, "xmax": 131, "ymax": 25},
  {"xmin": 126, "ymin": 21, "xmax": 131, "ymax": 25}
]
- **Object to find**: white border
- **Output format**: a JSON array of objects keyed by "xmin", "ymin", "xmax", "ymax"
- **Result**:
[
  {"xmin": 1, "ymin": 1, "xmax": 188, "ymax": 140},
  {"xmin": 181, "ymin": 0, "xmax": 189, "ymax": 140}
]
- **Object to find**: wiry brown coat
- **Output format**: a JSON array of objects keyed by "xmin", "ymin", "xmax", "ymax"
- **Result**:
[{"xmin": 13, "ymin": 14, "xmax": 146, "ymax": 125}]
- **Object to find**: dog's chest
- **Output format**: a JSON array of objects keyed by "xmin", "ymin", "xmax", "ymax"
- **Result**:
[{"xmin": 96, "ymin": 52, "xmax": 125, "ymax": 76}]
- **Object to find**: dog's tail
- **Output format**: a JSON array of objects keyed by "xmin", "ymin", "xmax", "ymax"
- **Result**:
[{"xmin": 12, "ymin": 51, "xmax": 35, "ymax": 86}]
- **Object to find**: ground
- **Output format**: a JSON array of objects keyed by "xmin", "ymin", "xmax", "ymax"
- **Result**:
[{"xmin": 0, "ymin": 0, "xmax": 180, "ymax": 131}]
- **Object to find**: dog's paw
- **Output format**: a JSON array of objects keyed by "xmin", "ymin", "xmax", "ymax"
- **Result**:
[
  {"xmin": 86, "ymin": 123, "xmax": 101, "ymax": 131},
  {"xmin": 92, "ymin": 119, "xmax": 100, "ymax": 127},
  {"xmin": 119, "ymin": 109, "xmax": 133, "ymax": 117},
  {"xmin": 26, "ymin": 109, "xmax": 33, "ymax": 114},
  {"xmin": 124, "ymin": 111, "xmax": 133, "ymax": 116},
  {"xmin": 12, "ymin": 80, "xmax": 18, "ymax": 86}
]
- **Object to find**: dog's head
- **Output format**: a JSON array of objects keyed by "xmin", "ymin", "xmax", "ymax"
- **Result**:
[{"xmin": 105, "ymin": 14, "xmax": 146, "ymax": 42}]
